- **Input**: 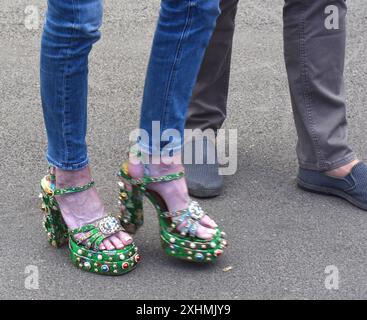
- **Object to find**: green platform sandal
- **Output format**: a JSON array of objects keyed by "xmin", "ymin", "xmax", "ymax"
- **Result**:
[
  {"xmin": 39, "ymin": 167, "xmax": 140, "ymax": 275},
  {"xmin": 117, "ymin": 162, "xmax": 228, "ymax": 263}
]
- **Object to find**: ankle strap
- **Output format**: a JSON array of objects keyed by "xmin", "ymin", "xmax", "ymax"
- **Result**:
[
  {"xmin": 46, "ymin": 165, "xmax": 95, "ymax": 196},
  {"xmin": 128, "ymin": 172, "xmax": 184, "ymax": 186},
  {"xmin": 119, "ymin": 162, "xmax": 184, "ymax": 186},
  {"xmin": 52, "ymin": 181, "xmax": 95, "ymax": 196}
]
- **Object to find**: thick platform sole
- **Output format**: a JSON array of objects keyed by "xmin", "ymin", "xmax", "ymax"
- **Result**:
[
  {"xmin": 69, "ymin": 238, "xmax": 140, "ymax": 275},
  {"xmin": 297, "ymin": 177, "xmax": 367, "ymax": 211},
  {"xmin": 160, "ymin": 227, "xmax": 227, "ymax": 263}
]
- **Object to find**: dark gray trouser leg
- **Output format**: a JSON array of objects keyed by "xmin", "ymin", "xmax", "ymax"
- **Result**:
[
  {"xmin": 284, "ymin": 0, "xmax": 355, "ymax": 171},
  {"xmin": 185, "ymin": 0, "xmax": 239, "ymax": 131}
]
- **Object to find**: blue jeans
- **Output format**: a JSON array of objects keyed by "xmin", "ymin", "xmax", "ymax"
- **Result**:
[{"xmin": 41, "ymin": 0, "xmax": 220, "ymax": 170}]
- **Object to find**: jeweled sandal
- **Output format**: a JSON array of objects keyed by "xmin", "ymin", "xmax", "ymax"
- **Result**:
[
  {"xmin": 117, "ymin": 162, "xmax": 228, "ymax": 263},
  {"xmin": 39, "ymin": 167, "xmax": 140, "ymax": 275}
]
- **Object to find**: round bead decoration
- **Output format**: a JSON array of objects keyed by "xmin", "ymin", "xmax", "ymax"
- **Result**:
[
  {"xmin": 195, "ymin": 253, "xmax": 204, "ymax": 261},
  {"xmin": 77, "ymin": 249, "xmax": 83, "ymax": 255},
  {"xmin": 210, "ymin": 242, "xmax": 216, "ymax": 248},
  {"xmin": 97, "ymin": 254, "xmax": 103, "ymax": 260},
  {"xmin": 119, "ymin": 192, "xmax": 128, "ymax": 200},
  {"xmin": 135, "ymin": 255, "xmax": 141, "ymax": 263},
  {"xmin": 169, "ymin": 237, "xmax": 176, "ymax": 243},
  {"xmin": 214, "ymin": 249, "xmax": 223, "ymax": 257},
  {"xmin": 190, "ymin": 243, "xmax": 196, "ymax": 249},
  {"xmin": 84, "ymin": 262, "xmax": 91, "ymax": 269},
  {"xmin": 122, "ymin": 262, "xmax": 129, "ymax": 269},
  {"xmin": 119, "ymin": 254, "xmax": 125, "ymax": 260},
  {"xmin": 101, "ymin": 265, "xmax": 109, "ymax": 272},
  {"xmin": 118, "ymin": 181, "xmax": 125, "ymax": 188}
]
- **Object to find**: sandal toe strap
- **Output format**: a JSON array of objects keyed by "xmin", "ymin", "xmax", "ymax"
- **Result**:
[
  {"xmin": 176, "ymin": 218, "xmax": 200, "ymax": 237},
  {"xmin": 167, "ymin": 200, "xmax": 207, "ymax": 237},
  {"xmin": 70, "ymin": 215, "xmax": 124, "ymax": 249}
]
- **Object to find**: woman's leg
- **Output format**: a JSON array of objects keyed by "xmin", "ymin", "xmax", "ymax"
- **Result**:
[
  {"xmin": 139, "ymin": 0, "xmax": 222, "ymax": 155},
  {"xmin": 129, "ymin": 0, "xmax": 221, "ymax": 240},
  {"xmin": 41, "ymin": 0, "xmax": 132, "ymax": 249}
]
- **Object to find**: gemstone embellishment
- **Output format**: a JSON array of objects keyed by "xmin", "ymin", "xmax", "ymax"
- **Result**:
[
  {"xmin": 195, "ymin": 253, "xmax": 204, "ymax": 261},
  {"xmin": 98, "ymin": 216, "xmax": 123, "ymax": 236},
  {"xmin": 101, "ymin": 265, "xmax": 109, "ymax": 272}
]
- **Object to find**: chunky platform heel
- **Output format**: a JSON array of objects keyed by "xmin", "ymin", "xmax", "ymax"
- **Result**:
[
  {"xmin": 118, "ymin": 166, "xmax": 144, "ymax": 234},
  {"xmin": 39, "ymin": 167, "xmax": 140, "ymax": 275},
  {"xmin": 40, "ymin": 170, "xmax": 69, "ymax": 248},
  {"xmin": 118, "ymin": 162, "xmax": 228, "ymax": 263}
]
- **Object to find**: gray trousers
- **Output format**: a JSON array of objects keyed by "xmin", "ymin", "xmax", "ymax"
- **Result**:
[{"xmin": 186, "ymin": 0, "xmax": 355, "ymax": 171}]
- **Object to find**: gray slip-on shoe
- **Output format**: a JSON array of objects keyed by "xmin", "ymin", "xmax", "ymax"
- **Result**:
[
  {"xmin": 184, "ymin": 138, "xmax": 223, "ymax": 198},
  {"xmin": 297, "ymin": 162, "xmax": 367, "ymax": 210}
]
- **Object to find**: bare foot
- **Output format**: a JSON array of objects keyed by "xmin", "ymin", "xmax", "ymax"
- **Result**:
[
  {"xmin": 325, "ymin": 159, "xmax": 360, "ymax": 178},
  {"xmin": 126, "ymin": 154, "xmax": 218, "ymax": 240},
  {"xmin": 55, "ymin": 166, "xmax": 133, "ymax": 250}
]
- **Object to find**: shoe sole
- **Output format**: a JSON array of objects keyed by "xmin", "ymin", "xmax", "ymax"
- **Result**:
[
  {"xmin": 297, "ymin": 177, "xmax": 367, "ymax": 211},
  {"xmin": 188, "ymin": 187, "xmax": 223, "ymax": 198}
]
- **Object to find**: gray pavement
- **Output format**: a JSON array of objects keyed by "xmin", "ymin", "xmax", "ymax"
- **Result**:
[{"xmin": 0, "ymin": 0, "xmax": 367, "ymax": 300}]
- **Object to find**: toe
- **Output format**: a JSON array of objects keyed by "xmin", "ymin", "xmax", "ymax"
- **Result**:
[
  {"xmin": 99, "ymin": 243, "xmax": 106, "ymax": 250},
  {"xmin": 102, "ymin": 239, "xmax": 115, "ymax": 250},
  {"xmin": 196, "ymin": 225, "xmax": 216, "ymax": 240},
  {"xmin": 199, "ymin": 215, "xmax": 218, "ymax": 229},
  {"xmin": 117, "ymin": 231, "xmax": 133, "ymax": 246},
  {"xmin": 109, "ymin": 235, "xmax": 124, "ymax": 249}
]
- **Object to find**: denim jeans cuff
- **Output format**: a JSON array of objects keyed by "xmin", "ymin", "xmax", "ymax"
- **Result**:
[{"xmin": 46, "ymin": 155, "xmax": 89, "ymax": 171}]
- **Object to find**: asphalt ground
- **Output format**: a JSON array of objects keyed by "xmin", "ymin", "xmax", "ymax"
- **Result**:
[{"xmin": 0, "ymin": 0, "xmax": 366, "ymax": 299}]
